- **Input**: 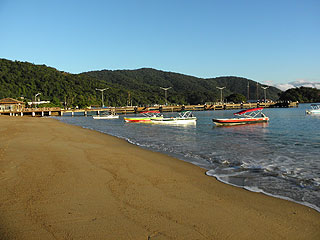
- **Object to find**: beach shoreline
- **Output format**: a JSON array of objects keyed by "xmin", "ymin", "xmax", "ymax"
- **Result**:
[{"xmin": 0, "ymin": 116, "xmax": 319, "ymax": 239}]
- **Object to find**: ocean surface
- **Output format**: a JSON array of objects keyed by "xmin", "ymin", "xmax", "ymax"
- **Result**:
[{"xmin": 56, "ymin": 103, "xmax": 320, "ymax": 212}]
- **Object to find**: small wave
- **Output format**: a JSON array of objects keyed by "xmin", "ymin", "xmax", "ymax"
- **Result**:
[{"xmin": 206, "ymin": 170, "xmax": 320, "ymax": 213}]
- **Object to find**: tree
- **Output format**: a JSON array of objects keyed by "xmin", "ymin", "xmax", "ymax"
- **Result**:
[
  {"xmin": 278, "ymin": 87, "xmax": 320, "ymax": 103},
  {"xmin": 0, "ymin": 58, "xmax": 283, "ymax": 107},
  {"xmin": 226, "ymin": 93, "xmax": 246, "ymax": 103}
]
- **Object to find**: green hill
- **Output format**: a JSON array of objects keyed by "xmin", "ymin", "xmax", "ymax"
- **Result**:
[
  {"xmin": 83, "ymin": 68, "xmax": 282, "ymax": 105},
  {"xmin": 0, "ymin": 58, "xmax": 282, "ymax": 107},
  {"xmin": 278, "ymin": 87, "xmax": 320, "ymax": 103}
]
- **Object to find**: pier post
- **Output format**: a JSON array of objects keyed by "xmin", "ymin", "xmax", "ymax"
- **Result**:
[
  {"xmin": 42, "ymin": 111, "xmax": 44, "ymax": 117},
  {"xmin": 71, "ymin": 112, "xmax": 74, "ymax": 117},
  {"xmin": 49, "ymin": 111, "xmax": 51, "ymax": 116},
  {"xmin": 21, "ymin": 112, "xmax": 23, "ymax": 116},
  {"xmin": 84, "ymin": 111, "xmax": 87, "ymax": 116},
  {"xmin": 32, "ymin": 112, "xmax": 35, "ymax": 117},
  {"xmin": 60, "ymin": 111, "xmax": 63, "ymax": 116}
]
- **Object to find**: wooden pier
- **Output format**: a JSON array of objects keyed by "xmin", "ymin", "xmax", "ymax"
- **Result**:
[{"xmin": 0, "ymin": 101, "xmax": 299, "ymax": 117}]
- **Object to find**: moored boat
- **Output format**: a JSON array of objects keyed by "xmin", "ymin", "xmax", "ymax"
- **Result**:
[
  {"xmin": 306, "ymin": 104, "xmax": 320, "ymax": 115},
  {"xmin": 151, "ymin": 111, "xmax": 197, "ymax": 124},
  {"xmin": 124, "ymin": 111, "xmax": 163, "ymax": 123},
  {"xmin": 212, "ymin": 107, "xmax": 269, "ymax": 126},
  {"xmin": 93, "ymin": 112, "xmax": 119, "ymax": 119}
]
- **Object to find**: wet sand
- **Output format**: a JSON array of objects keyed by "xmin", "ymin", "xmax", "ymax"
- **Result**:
[{"xmin": 0, "ymin": 116, "xmax": 319, "ymax": 240}]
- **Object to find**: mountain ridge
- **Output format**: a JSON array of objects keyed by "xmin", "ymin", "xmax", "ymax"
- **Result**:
[{"xmin": 0, "ymin": 58, "xmax": 282, "ymax": 107}]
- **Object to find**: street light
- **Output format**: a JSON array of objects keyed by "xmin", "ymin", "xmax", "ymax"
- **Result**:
[
  {"xmin": 160, "ymin": 87, "xmax": 172, "ymax": 106},
  {"xmin": 34, "ymin": 92, "xmax": 41, "ymax": 102},
  {"xmin": 261, "ymin": 86, "xmax": 269, "ymax": 103},
  {"xmin": 216, "ymin": 87, "xmax": 226, "ymax": 104},
  {"xmin": 34, "ymin": 93, "xmax": 41, "ymax": 108},
  {"xmin": 96, "ymin": 88, "xmax": 109, "ymax": 108}
]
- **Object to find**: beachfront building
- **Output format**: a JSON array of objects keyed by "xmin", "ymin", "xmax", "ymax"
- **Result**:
[{"xmin": 0, "ymin": 98, "xmax": 25, "ymax": 112}]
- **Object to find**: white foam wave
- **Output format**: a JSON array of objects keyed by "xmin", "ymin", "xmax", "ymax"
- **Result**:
[{"xmin": 206, "ymin": 170, "xmax": 320, "ymax": 213}]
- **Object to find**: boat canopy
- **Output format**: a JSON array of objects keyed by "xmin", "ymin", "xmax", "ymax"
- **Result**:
[
  {"xmin": 234, "ymin": 107, "xmax": 264, "ymax": 115},
  {"xmin": 311, "ymin": 104, "xmax": 320, "ymax": 108},
  {"xmin": 178, "ymin": 111, "xmax": 193, "ymax": 118}
]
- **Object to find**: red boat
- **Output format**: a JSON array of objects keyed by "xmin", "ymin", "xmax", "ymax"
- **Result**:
[{"xmin": 212, "ymin": 107, "xmax": 269, "ymax": 126}]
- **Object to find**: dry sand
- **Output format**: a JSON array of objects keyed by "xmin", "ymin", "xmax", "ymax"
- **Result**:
[{"xmin": 0, "ymin": 116, "xmax": 319, "ymax": 240}]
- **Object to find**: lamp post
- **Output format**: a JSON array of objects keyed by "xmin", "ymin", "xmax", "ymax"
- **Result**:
[
  {"xmin": 34, "ymin": 92, "xmax": 41, "ymax": 102},
  {"xmin": 96, "ymin": 88, "xmax": 109, "ymax": 108},
  {"xmin": 261, "ymin": 86, "xmax": 269, "ymax": 103},
  {"xmin": 216, "ymin": 87, "xmax": 226, "ymax": 104},
  {"xmin": 160, "ymin": 87, "xmax": 172, "ymax": 106},
  {"xmin": 34, "ymin": 93, "xmax": 41, "ymax": 108}
]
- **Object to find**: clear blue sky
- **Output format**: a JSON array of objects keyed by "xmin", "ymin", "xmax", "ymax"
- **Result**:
[{"xmin": 1, "ymin": 0, "xmax": 319, "ymax": 89}]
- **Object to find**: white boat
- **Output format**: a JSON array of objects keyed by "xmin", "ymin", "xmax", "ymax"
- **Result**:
[
  {"xmin": 212, "ymin": 107, "xmax": 269, "ymax": 126},
  {"xmin": 92, "ymin": 112, "xmax": 119, "ymax": 119},
  {"xmin": 151, "ymin": 111, "xmax": 197, "ymax": 124},
  {"xmin": 306, "ymin": 104, "xmax": 320, "ymax": 115}
]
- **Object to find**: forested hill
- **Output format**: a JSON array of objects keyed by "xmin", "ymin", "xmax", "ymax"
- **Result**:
[
  {"xmin": 0, "ymin": 58, "xmax": 281, "ymax": 107},
  {"xmin": 83, "ymin": 68, "xmax": 282, "ymax": 104}
]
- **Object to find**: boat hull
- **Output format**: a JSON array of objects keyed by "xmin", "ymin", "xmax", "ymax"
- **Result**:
[
  {"xmin": 306, "ymin": 110, "xmax": 320, "ymax": 115},
  {"xmin": 124, "ymin": 117, "xmax": 163, "ymax": 123},
  {"xmin": 212, "ymin": 117, "xmax": 269, "ymax": 126},
  {"xmin": 93, "ymin": 115, "xmax": 119, "ymax": 119},
  {"xmin": 151, "ymin": 117, "xmax": 197, "ymax": 124}
]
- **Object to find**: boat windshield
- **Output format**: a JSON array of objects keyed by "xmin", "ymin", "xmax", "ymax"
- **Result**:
[
  {"xmin": 311, "ymin": 104, "xmax": 320, "ymax": 109},
  {"xmin": 140, "ymin": 111, "xmax": 162, "ymax": 117},
  {"xmin": 178, "ymin": 111, "xmax": 193, "ymax": 118}
]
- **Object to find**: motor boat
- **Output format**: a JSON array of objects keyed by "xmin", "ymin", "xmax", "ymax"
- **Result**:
[
  {"xmin": 212, "ymin": 107, "xmax": 269, "ymax": 126},
  {"xmin": 151, "ymin": 111, "xmax": 197, "ymax": 124},
  {"xmin": 92, "ymin": 112, "xmax": 119, "ymax": 119},
  {"xmin": 306, "ymin": 104, "xmax": 320, "ymax": 115}
]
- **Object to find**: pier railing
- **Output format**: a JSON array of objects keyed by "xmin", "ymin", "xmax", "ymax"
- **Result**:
[{"xmin": 0, "ymin": 101, "xmax": 299, "ymax": 117}]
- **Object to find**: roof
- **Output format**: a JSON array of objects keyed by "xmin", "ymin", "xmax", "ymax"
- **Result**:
[{"xmin": 0, "ymin": 98, "xmax": 24, "ymax": 104}]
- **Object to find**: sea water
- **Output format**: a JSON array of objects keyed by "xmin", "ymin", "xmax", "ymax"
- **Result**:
[{"xmin": 56, "ymin": 103, "xmax": 320, "ymax": 212}]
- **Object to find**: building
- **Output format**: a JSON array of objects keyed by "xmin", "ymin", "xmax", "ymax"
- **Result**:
[{"xmin": 0, "ymin": 98, "xmax": 25, "ymax": 112}]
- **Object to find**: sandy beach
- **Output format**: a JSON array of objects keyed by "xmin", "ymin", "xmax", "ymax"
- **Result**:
[{"xmin": 0, "ymin": 116, "xmax": 319, "ymax": 240}]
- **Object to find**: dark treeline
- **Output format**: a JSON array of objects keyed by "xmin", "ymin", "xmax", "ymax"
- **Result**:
[
  {"xmin": 278, "ymin": 87, "xmax": 320, "ymax": 103},
  {"xmin": 1, "ymin": 58, "xmax": 283, "ymax": 108}
]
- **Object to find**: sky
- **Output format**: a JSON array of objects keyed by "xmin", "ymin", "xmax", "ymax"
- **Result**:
[{"xmin": 0, "ymin": 0, "xmax": 319, "ymax": 90}]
